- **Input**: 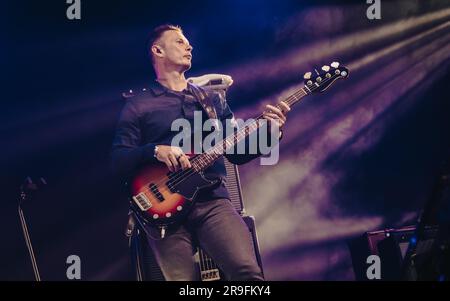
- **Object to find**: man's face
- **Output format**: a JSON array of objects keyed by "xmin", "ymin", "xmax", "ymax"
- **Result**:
[{"xmin": 153, "ymin": 30, "xmax": 193, "ymax": 71}]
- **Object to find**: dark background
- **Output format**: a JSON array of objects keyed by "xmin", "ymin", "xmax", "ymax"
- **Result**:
[{"xmin": 1, "ymin": 0, "xmax": 449, "ymax": 280}]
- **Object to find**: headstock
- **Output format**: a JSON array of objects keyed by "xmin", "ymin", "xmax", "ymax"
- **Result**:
[{"xmin": 303, "ymin": 61, "xmax": 348, "ymax": 93}]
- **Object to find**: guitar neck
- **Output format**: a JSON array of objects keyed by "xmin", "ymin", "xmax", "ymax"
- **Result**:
[{"xmin": 190, "ymin": 85, "xmax": 311, "ymax": 172}]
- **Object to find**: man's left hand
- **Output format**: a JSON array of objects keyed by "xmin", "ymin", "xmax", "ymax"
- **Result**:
[{"xmin": 263, "ymin": 101, "xmax": 291, "ymax": 129}]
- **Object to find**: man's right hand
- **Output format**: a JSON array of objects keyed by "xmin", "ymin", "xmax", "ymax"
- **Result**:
[{"xmin": 154, "ymin": 145, "xmax": 192, "ymax": 172}]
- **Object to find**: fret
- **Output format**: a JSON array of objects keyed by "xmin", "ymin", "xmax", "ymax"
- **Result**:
[{"xmin": 225, "ymin": 139, "xmax": 232, "ymax": 149}]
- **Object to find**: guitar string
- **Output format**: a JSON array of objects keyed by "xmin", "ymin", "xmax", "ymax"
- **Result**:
[
  {"xmin": 201, "ymin": 249, "xmax": 210, "ymax": 278},
  {"xmin": 135, "ymin": 86, "xmax": 309, "ymax": 200},
  {"xmin": 161, "ymin": 72, "xmax": 342, "ymax": 189},
  {"xmin": 198, "ymin": 248, "xmax": 205, "ymax": 277}
]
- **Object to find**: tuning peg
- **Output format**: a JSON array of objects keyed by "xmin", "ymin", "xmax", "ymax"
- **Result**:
[
  {"xmin": 303, "ymin": 72, "xmax": 312, "ymax": 80},
  {"xmin": 331, "ymin": 62, "xmax": 340, "ymax": 68},
  {"xmin": 321, "ymin": 65, "xmax": 330, "ymax": 72}
]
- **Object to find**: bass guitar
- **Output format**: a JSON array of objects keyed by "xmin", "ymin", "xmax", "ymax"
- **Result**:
[{"xmin": 130, "ymin": 62, "xmax": 349, "ymax": 236}]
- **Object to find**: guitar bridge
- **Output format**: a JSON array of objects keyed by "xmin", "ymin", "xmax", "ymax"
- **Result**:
[{"xmin": 132, "ymin": 192, "xmax": 152, "ymax": 211}]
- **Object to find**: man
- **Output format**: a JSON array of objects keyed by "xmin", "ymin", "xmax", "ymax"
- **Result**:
[{"xmin": 111, "ymin": 24, "xmax": 290, "ymax": 280}]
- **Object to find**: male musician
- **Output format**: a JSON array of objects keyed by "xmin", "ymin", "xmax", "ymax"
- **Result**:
[{"xmin": 111, "ymin": 24, "xmax": 290, "ymax": 280}]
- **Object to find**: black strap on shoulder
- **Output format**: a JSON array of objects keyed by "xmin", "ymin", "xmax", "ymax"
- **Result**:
[{"xmin": 188, "ymin": 83, "xmax": 219, "ymax": 121}]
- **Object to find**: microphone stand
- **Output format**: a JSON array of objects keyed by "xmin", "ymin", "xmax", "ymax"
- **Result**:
[{"xmin": 18, "ymin": 177, "xmax": 46, "ymax": 281}]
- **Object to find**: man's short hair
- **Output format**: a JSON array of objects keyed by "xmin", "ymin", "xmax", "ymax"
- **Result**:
[{"xmin": 146, "ymin": 24, "xmax": 183, "ymax": 64}]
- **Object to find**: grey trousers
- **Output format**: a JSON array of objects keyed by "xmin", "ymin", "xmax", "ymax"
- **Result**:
[{"xmin": 146, "ymin": 198, "xmax": 264, "ymax": 281}]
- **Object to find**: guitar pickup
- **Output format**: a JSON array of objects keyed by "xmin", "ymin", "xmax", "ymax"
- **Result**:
[
  {"xmin": 149, "ymin": 183, "xmax": 165, "ymax": 201},
  {"xmin": 132, "ymin": 192, "xmax": 152, "ymax": 211}
]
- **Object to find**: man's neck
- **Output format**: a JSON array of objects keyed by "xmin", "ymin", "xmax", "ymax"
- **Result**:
[{"xmin": 156, "ymin": 70, "xmax": 188, "ymax": 92}]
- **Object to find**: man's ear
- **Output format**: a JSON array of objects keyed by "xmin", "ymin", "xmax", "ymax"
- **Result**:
[{"xmin": 151, "ymin": 45, "xmax": 164, "ymax": 58}]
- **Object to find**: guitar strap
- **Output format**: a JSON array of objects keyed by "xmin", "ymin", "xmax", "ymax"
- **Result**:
[{"xmin": 188, "ymin": 83, "xmax": 221, "ymax": 130}]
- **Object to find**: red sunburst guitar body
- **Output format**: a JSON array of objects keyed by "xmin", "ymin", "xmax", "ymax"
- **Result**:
[{"xmin": 130, "ymin": 159, "xmax": 220, "ymax": 228}]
